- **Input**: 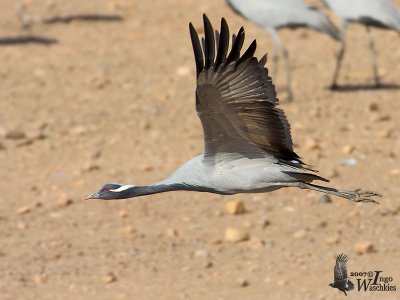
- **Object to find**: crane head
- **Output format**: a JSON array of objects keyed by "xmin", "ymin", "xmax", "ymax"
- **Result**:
[{"xmin": 84, "ymin": 183, "xmax": 132, "ymax": 200}]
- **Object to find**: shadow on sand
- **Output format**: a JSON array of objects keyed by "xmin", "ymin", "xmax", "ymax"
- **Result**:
[
  {"xmin": 0, "ymin": 35, "xmax": 58, "ymax": 46},
  {"xmin": 44, "ymin": 14, "xmax": 123, "ymax": 24},
  {"xmin": 328, "ymin": 83, "xmax": 400, "ymax": 92}
]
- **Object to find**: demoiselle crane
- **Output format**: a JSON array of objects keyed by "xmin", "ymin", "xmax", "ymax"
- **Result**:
[
  {"xmin": 322, "ymin": 0, "xmax": 400, "ymax": 88},
  {"xmin": 226, "ymin": 0, "xmax": 340, "ymax": 101},
  {"xmin": 86, "ymin": 15, "xmax": 380, "ymax": 204}
]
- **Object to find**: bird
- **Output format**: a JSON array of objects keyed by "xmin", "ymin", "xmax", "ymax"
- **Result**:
[
  {"xmin": 329, "ymin": 253, "xmax": 355, "ymax": 296},
  {"xmin": 226, "ymin": 0, "xmax": 340, "ymax": 101},
  {"xmin": 322, "ymin": 0, "xmax": 400, "ymax": 89},
  {"xmin": 85, "ymin": 15, "xmax": 380, "ymax": 204}
]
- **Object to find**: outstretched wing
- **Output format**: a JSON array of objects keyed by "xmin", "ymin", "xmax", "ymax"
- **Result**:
[
  {"xmin": 189, "ymin": 15, "xmax": 300, "ymax": 162},
  {"xmin": 334, "ymin": 253, "xmax": 349, "ymax": 283}
]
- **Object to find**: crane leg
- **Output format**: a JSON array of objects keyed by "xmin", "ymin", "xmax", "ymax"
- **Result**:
[
  {"xmin": 330, "ymin": 40, "xmax": 346, "ymax": 89},
  {"xmin": 366, "ymin": 26, "xmax": 380, "ymax": 86},
  {"xmin": 18, "ymin": 0, "xmax": 31, "ymax": 33},
  {"xmin": 294, "ymin": 182, "xmax": 381, "ymax": 203},
  {"xmin": 282, "ymin": 46, "xmax": 293, "ymax": 102}
]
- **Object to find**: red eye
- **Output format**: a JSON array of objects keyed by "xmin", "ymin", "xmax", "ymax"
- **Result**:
[{"xmin": 105, "ymin": 187, "xmax": 110, "ymax": 192}]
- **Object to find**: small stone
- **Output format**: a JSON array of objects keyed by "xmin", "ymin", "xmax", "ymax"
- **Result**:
[
  {"xmin": 390, "ymin": 169, "xmax": 400, "ymax": 176},
  {"xmin": 248, "ymin": 237, "xmax": 265, "ymax": 249},
  {"xmin": 103, "ymin": 272, "xmax": 117, "ymax": 284},
  {"xmin": 0, "ymin": 142, "xmax": 5, "ymax": 151},
  {"xmin": 34, "ymin": 274, "xmax": 47, "ymax": 284},
  {"xmin": 305, "ymin": 139, "xmax": 320, "ymax": 150},
  {"xmin": 340, "ymin": 158, "xmax": 357, "ymax": 166},
  {"xmin": 138, "ymin": 164, "xmax": 153, "ymax": 172},
  {"xmin": 89, "ymin": 149, "xmax": 101, "ymax": 160},
  {"xmin": 327, "ymin": 169, "xmax": 340, "ymax": 179},
  {"xmin": 121, "ymin": 225, "xmax": 136, "ymax": 235},
  {"xmin": 224, "ymin": 200, "xmax": 245, "ymax": 215},
  {"xmin": 325, "ymin": 235, "xmax": 340, "ymax": 244},
  {"xmin": 377, "ymin": 129, "xmax": 392, "ymax": 139},
  {"xmin": 176, "ymin": 66, "xmax": 190, "ymax": 76},
  {"xmin": 236, "ymin": 278, "xmax": 249, "ymax": 287},
  {"xmin": 119, "ymin": 210, "xmax": 128, "ymax": 218},
  {"xmin": 82, "ymin": 162, "xmax": 101, "ymax": 172},
  {"xmin": 204, "ymin": 261, "xmax": 213, "ymax": 269},
  {"xmin": 166, "ymin": 228, "xmax": 178, "ymax": 237},
  {"xmin": 258, "ymin": 216, "xmax": 271, "ymax": 228},
  {"xmin": 278, "ymin": 279, "xmax": 288, "ymax": 286},
  {"xmin": 139, "ymin": 120, "xmax": 151, "ymax": 130},
  {"xmin": 5, "ymin": 129, "xmax": 26, "ymax": 140},
  {"xmin": 293, "ymin": 229, "xmax": 307, "ymax": 239},
  {"xmin": 224, "ymin": 227, "xmax": 249, "ymax": 243},
  {"xmin": 354, "ymin": 241, "xmax": 375, "ymax": 255},
  {"xmin": 70, "ymin": 126, "xmax": 88, "ymax": 136},
  {"xmin": 319, "ymin": 194, "xmax": 332, "ymax": 204},
  {"xmin": 379, "ymin": 207, "xmax": 396, "ymax": 216},
  {"xmin": 342, "ymin": 145, "xmax": 355, "ymax": 154},
  {"xmin": 17, "ymin": 222, "xmax": 27, "ymax": 230},
  {"xmin": 368, "ymin": 102, "xmax": 379, "ymax": 112},
  {"xmin": 59, "ymin": 195, "xmax": 73, "ymax": 207},
  {"xmin": 17, "ymin": 205, "xmax": 31, "ymax": 215}
]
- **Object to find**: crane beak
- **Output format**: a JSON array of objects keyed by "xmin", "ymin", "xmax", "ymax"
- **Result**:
[{"xmin": 84, "ymin": 192, "xmax": 99, "ymax": 200}]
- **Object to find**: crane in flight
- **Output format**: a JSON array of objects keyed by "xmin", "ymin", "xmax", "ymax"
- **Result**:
[
  {"xmin": 85, "ymin": 15, "xmax": 380, "ymax": 204},
  {"xmin": 226, "ymin": 0, "xmax": 340, "ymax": 101},
  {"xmin": 322, "ymin": 0, "xmax": 400, "ymax": 88}
]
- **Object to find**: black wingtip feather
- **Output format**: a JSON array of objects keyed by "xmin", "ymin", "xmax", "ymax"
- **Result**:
[
  {"xmin": 189, "ymin": 22, "xmax": 204, "ymax": 76},
  {"xmin": 203, "ymin": 14, "xmax": 215, "ymax": 69},
  {"xmin": 215, "ymin": 18, "xmax": 229, "ymax": 69},
  {"xmin": 225, "ymin": 27, "xmax": 245, "ymax": 65},
  {"xmin": 236, "ymin": 39, "xmax": 257, "ymax": 66}
]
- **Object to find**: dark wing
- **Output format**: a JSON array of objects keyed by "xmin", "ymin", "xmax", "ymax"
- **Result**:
[
  {"xmin": 334, "ymin": 253, "xmax": 349, "ymax": 283},
  {"xmin": 189, "ymin": 15, "xmax": 300, "ymax": 162}
]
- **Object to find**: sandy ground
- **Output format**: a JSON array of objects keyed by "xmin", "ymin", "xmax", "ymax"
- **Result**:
[{"xmin": 0, "ymin": 0, "xmax": 400, "ymax": 299}]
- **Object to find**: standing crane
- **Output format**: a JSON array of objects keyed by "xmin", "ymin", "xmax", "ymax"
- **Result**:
[
  {"xmin": 226, "ymin": 0, "xmax": 340, "ymax": 101},
  {"xmin": 322, "ymin": 0, "xmax": 400, "ymax": 88},
  {"xmin": 85, "ymin": 15, "xmax": 380, "ymax": 204}
]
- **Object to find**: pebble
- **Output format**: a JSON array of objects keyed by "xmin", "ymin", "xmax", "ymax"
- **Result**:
[
  {"xmin": 305, "ymin": 139, "xmax": 320, "ymax": 150},
  {"xmin": 103, "ymin": 272, "xmax": 117, "ymax": 284},
  {"xmin": 138, "ymin": 164, "xmax": 153, "ymax": 172},
  {"xmin": 176, "ymin": 66, "xmax": 190, "ymax": 76},
  {"xmin": 139, "ymin": 120, "xmax": 151, "ymax": 130},
  {"xmin": 258, "ymin": 216, "xmax": 271, "ymax": 228},
  {"xmin": 121, "ymin": 225, "xmax": 136, "ymax": 235},
  {"xmin": 82, "ymin": 162, "xmax": 101, "ymax": 172},
  {"xmin": 224, "ymin": 200, "xmax": 245, "ymax": 215},
  {"xmin": 5, "ymin": 129, "xmax": 26, "ymax": 140},
  {"xmin": 377, "ymin": 129, "xmax": 392, "ymax": 139},
  {"xmin": 319, "ymin": 194, "xmax": 332, "ymax": 204},
  {"xmin": 325, "ymin": 235, "xmax": 340, "ymax": 244},
  {"xmin": 17, "ymin": 205, "xmax": 31, "ymax": 215},
  {"xmin": 34, "ymin": 274, "xmax": 47, "ymax": 284},
  {"xmin": 119, "ymin": 210, "xmax": 128, "ymax": 218},
  {"xmin": 368, "ymin": 102, "xmax": 379, "ymax": 112},
  {"xmin": 236, "ymin": 278, "xmax": 249, "ymax": 287},
  {"xmin": 0, "ymin": 142, "xmax": 5, "ymax": 151},
  {"xmin": 278, "ymin": 279, "xmax": 288, "ymax": 286},
  {"xmin": 340, "ymin": 158, "xmax": 357, "ymax": 166},
  {"xmin": 293, "ymin": 229, "xmax": 307, "ymax": 239},
  {"xmin": 166, "ymin": 228, "xmax": 178, "ymax": 237},
  {"xmin": 59, "ymin": 194, "xmax": 73, "ymax": 207},
  {"xmin": 342, "ymin": 145, "xmax": 355, "ymax": 154},
  {"xmin": 390, "ymin": 169, "xmax": 400, "ymax": 176},
  {"xmin": 224, "ymin": 227, "xmax": 249, "ymax": 243},
  {"xmin": 354, "ymin": 241, "xmax": 375, "ymax": 255}
]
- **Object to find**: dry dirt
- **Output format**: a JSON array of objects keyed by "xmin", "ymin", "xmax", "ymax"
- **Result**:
[{"xmin": 1, "ymin": 0, "xmax": 400, "ymax": 299}]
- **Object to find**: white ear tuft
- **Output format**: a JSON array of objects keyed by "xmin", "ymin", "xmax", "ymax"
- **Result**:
[{"xmin": 110, "ymin": 185, "xmax": 135, "ymax": 192}]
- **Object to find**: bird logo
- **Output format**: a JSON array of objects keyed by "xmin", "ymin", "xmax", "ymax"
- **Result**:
[{"xmin": 329, "ymin": 253, "xmax": 355, "ymax": 296}]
